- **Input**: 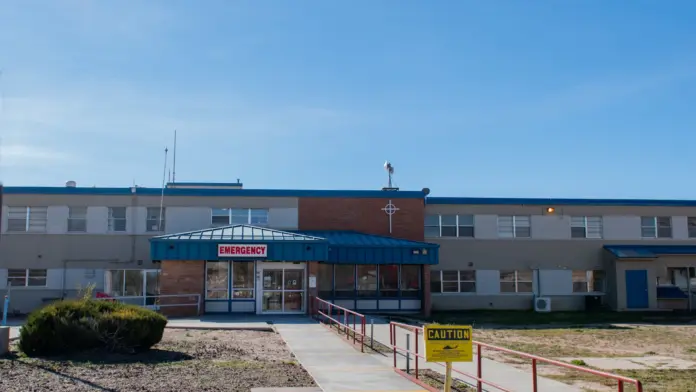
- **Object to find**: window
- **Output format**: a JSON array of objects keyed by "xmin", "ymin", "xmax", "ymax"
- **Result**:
[
  {"xmin": 108, "ymin": 207, "xmax": 127, "ymax": 232},
  {"xmin": 573, "ymin": 270, "xmax": 605, "ymax": 293},
  {"xmin": 688, "ymin": 217, "xmax": 696, "ymax": 238},
  {"xmin": 430, "ymin": 270, "xmax": 476, "ymax": 293},
  {"xmin": 317, "ymin": 263, "xmax": 333, "ymax": 298},
  {"xmin": 500, "ymin": 270, "xmax": 533, "ymax": 293},
  {"xmin": 212, "ymin": 208, "xmax": 269, "ymax": 226},
  {"xmin": 357, "ymin": 265, "xmax": 377, "ymax": 297},
  {"xmin": 641, "ymin": 216, "xmax": 672, "ymax": 238},
  {"xmin": 205, "ymin": 262, "xmax": 229, "ymax": 299},
  {"xmin": 571, "ymin": 216, "xmax": 603, "ymax": 239},
  {"xmin": 212, "ymin": 208, "xmax": 231, "ymax": 226},
  {"xmin": 232, "ymin": 262, "xmax": 254, "ymax": 299},
  {"xmin": 104, "ymin": 270, "xmax": 161, "ymax": 303},
  {"xmin": 7, "ymin": 207, "xmax": 48, "ymax": 232},
  {"xmin": 424, "ymin": 214, "xmax": 475, "ymax": 238},
  {"xmin": 379, "ymin": 265, "xmax": 399, "ymax": 297},
  {"xmin": 424, "ymin": 215, "xmax": 440, "ymax": 237},
  {"xmin": 146, "ymin": 207, "xmax": 165, "ymax": 232},
  {"xmin": 400, "ymin": 265, "xmax": 420, "ymax": 298},
  {"xmin": 457, "ymin": 215, "xmax": 475, "ymax": 237},
  {"xmin": 572, "ymin": 270, "xmax": 588, "ymax": 292},
  {"xmin": 68, "ymin": 207, "xmax": 87, "ymax": 232},
  {"xmin": 334, "ymin": 264, "xmax": 355, "ymax": 298},
  {"xmin": 7, "ymin": 269, "xmax": 47, "ymax": 287},
  {"xmin": 497, "ymin": 216, "xmax": 531, "ymax": 238}
]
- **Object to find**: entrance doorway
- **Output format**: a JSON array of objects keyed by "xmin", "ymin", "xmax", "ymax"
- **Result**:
[{"xmin": 256, "ymin": 262, "xmax": 306, "ymax": 314}]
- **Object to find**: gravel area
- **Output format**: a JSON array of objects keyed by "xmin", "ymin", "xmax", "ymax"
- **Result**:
[{"xmin": 0, "ymin": 329, "xmax": 316, "ymax": 392}]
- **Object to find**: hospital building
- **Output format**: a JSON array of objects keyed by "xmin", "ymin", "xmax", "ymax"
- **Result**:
[{"xmin": 1, "ymin": 181, "xmax": 695, "ymax": 316}]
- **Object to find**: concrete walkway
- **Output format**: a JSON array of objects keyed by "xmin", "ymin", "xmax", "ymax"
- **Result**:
[
  {"xmin": 365, "ymin": 316, "xmax": 583, "ymax": 392},
  {"xmin": 275, "ymin": 321, "xmax": 427, "ymax": 392}
]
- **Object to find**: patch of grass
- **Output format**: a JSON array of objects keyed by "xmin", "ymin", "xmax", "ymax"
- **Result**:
[
  {"xmin": 405, "ymin": 369, "xmax": 473, "ymax": 391},
  {"xmin": 547, "ymin": 367, "xmax": 696, "ymax": 392},
  {"xmin": 405, "ymin": 310, "xmax": 696, "ymax": 327},
  {"xmin": 483, "ymin": 340, "xmax": 606, "ymax": 358},
  {"xmin": 570, "ymin": 359, "xmax": 588, "ymax": 366},
  {"xmin": 684, "ymin": 347, "xmax": 696, "ymax": 354},
  {"xmin": 212, "ymin": 359, "xmax": 263, "ymax": 369}
]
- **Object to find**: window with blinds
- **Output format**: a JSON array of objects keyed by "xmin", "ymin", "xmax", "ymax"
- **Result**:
[
  {"xmin": 7, "ymin": 207, "xmax": 48, "ymax": 232},
  {"xmin": 641, "ymin": 216, "xmax": 672, "ymax": 238},
  {"xmin": 68, "ymin": 207, "xmax": 87, "ymax": 232},
  {"xmin": 497, "ymin": 215, "xmax": 531, "ymax": 238},
  {"xmin": 570, "ymin": 216, "xmax": 603, "ymax": 239},
  {"xmin": 689, "ymin": 217, "xmax": 696, "ymax": 238},
  {"xmin": 423, "ymin": 214, "xmax": 475, "ymax": 238}
]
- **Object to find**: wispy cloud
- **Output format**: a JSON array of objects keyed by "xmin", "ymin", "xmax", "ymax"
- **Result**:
[
  {"xmin": 500, "ymin": 62, "xmax": 696, "ymax": 124},
  {"xmin": 0, "ymin": 144, "xmax": 75, "ymax": 168}
]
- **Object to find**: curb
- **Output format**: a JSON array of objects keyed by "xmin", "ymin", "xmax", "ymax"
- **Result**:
[{"xmin": 165, "ymin": 324, "xmax": 275, "ymax": 332}]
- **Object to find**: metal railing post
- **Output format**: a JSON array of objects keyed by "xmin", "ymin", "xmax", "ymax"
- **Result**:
[
  {"xmin": 361, "ymin": 316, "xmax": 366, "ymax": 353},
  {"xmin": 352, "ymin": 314, "xmax": 356, "ymax": 345},
  {"xmin": 532, "ymin": 358, "xmax": 538, "ymax": 392},
  {"xmin": 370, "ymin": 319, "xmax": 374, "ymax": 350},
  {"xmin": 415, "ymin": 328, "xmax": 419, "ymax": 379},
  {"xmin": 406, "ymin": 333, "xmax": 411, "ymax": 374},
  {"xmin": 477, "ymin": 343, "xmax": 483, "ymax": 392},
  {"xmin": 618, "ymin": 381, "xmax": 624, "ymax": 392},
  {"xmin": 391, "ymin": 324, "xmax": 397, "ymax": 368}
]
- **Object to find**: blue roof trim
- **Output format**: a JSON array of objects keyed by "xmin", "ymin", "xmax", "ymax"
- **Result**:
[
  {"xmin": 167, "ymin": 182, "xmax": 243, "ymax": 186},
  {"xmin": 427, "ymin": 197, "xmax": 696, "ymax": 207},
  {"xmin": 3, "ymin": 187, "xmax": 134, "ymax": 195},
  {"xmin": 604, "ymin": 245, "xmax": 696, "ymax": 259},
  {"xmin": 3, "ymin": 186, "xmax": 425, "ymax": 199}
]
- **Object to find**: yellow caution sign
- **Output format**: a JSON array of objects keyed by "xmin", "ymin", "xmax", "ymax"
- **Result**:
[{"xmin": 423, "ymin": 324, "xmax": 473, "ymax": 363}]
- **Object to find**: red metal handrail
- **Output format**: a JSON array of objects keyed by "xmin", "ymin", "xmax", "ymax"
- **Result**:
[
  {"xmin": 311, "ymin": 296, "xmax": 366, "ymax": 353},
  {"xmin": 389, "ymin": 321, "xmax": 643, "ymax": 392}
]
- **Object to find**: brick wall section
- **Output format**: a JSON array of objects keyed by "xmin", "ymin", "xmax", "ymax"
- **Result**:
[
  {"xmin": 307, "ymin": 261, "xmax": 319, "ymax": 314},
  {"xmin": 298, "ymin": 197, "xmax": 425, "ymax": 241},
  {"xmin": 160, "ymin": 260, "xmax": 205, "ymax": 317}
]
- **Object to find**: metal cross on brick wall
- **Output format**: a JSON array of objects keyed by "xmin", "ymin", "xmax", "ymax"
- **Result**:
[{"xmin": 381, "ymin": 200, "xmax": 400, "ymax": 234}]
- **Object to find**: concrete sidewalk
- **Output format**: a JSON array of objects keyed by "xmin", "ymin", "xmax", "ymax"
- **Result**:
[
  {"xmin": 275, "ymin": 321, "xmax": 428, "ymax": 392},
  {"xmin": 365, "ymin": 317, "xmax": 583, "ymax": 392}
]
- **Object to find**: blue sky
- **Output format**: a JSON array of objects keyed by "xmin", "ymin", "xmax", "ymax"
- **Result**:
[{"xmin": 1, "ymin": 1, "xmax": 696, "ymax": 198}]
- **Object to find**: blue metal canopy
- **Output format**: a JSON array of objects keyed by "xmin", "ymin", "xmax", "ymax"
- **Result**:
[
  {"xmin": 604, "ymin": 245, "xmax": 696, "ymax": 259},
  {"xmin": 150, "ymin": 225, "xmax": 328, "ymax": 261},
  {"xmin": 150, "ymin": 225, "xmax": 439, "ymax": 265},
  {"xmin": 298, "ymin": 231, "xmax": 439, "ymax": 265}
]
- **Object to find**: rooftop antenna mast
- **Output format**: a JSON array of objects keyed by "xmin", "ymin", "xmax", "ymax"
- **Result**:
[
  {"xmin": 384, "ymin": 161, "xmax": 394, "ymax": 188},
  {"xmin": 172, "ymin": 130, "xmax": 177, "ymax": 183},
  {"xmin": 158, "ymin": 147, "xmax": 168, "ymax": 232}
]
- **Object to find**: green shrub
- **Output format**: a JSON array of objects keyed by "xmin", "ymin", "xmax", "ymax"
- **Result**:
[{"xmin": 19, "ymin": 299, "xmax": 167, "ymax": 356}]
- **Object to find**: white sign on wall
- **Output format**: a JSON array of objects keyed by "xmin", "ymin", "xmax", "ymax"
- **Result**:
[
  {"xmin": 218, "ymin": 244, "xmax": 268, "ymax": 258},
  {"xmin": 309, "ymin": 276, "xmax": 317, "ymax": 288}
]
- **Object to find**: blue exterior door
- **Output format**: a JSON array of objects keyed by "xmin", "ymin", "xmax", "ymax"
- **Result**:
[{"xmin": 625, "ymin": 270, "xmax": 649, "ymax": 309}]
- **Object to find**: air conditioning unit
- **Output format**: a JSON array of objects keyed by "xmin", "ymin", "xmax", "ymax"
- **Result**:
[{"xmin": 534, "ymin": 297, "xmax": 552, "ymax": 312}]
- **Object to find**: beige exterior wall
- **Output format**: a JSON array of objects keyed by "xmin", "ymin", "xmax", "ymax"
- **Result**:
[
  {"xmin": 427, "ymin": 203, "xmax": 696, "ymax": 312},
  {"xmin": 0, "ymin": 192, "xmax": 300, "ymax": 314}
]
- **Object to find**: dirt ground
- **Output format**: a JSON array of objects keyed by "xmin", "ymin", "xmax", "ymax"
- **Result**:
[
  {"xmin": 0, "ymin": 329, "xmax": 316, "ymax": 392},
  {"xmin": 474, "ymin": 324, "xmax": 696, "ymax": 392}
]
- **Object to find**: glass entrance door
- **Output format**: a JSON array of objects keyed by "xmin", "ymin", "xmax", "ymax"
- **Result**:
[{"xmin": 260, "ymin": 268, "xmax": 305, "ymax": 313}]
